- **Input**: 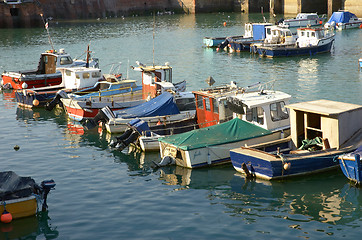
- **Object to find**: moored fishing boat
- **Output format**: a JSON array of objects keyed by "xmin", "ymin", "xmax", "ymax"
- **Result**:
[
  {"xmin": 230, "ymin": 99, "xmax": 362, "ymax": 180},
  {"xmin": 203, "ymin": 35, "xmax": 244, "ymax": 48},
  {"xmin": 84, "ymin": 91, "xmax": 196, "ymax": 134},
  {"xmin": 324, "ymin": 10, "xmax": 362, "ymax": 30},
  {"xmin": 56, "ymin": 62, "xmax": 185, "ymax": 122},
  {"xmin": 224, "ymin": 22, "xmax": 272, "ymax": 52},
  {"xmin": 1, "ymin": 48, "xmax": 99, "ymax": 90},
  {"xmin": 15, "ymin": 65, "xmax": 105, "ymax": 108},
  {"xmin": 158, "ymin": 82, "xmax": 292, "ymax": 168},
  {"xmin": 0, "ymin": 171, "xmax": 55, "ymax": 222},
  {"xmin": 338, "ymin": 145, "xmax": 362, "ymax": 186},
  {"xmin": 278, "ymin": 13, "xmax": 324, "ymax": 29},
  {"xmin": 253, "ymin": 27, "xmax": 335, "ymax": 58}
]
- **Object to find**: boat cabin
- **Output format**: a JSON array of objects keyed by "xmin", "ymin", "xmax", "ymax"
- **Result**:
[
  {"xmin": 264, "ymin": 26, "xmax": 295, "ymax": 45},
  {"xmin": 279, "ymin": 13, "xmax": 323, "ymax": 29},
  {"xmin": 132, "ymin": 62, "xmax": 173, "ymax": 99},
  {"xmin": 58, "ymin": 67, "xmax": 103, "ymax": 90},
  {"xmin": 193, "ymin": 81, "xmax": 291, "ymax": 131},
  {"xmin": 296, "ymin": 28, "xmax": 329, "ymax": 48},
  {"xmin": 36, "ymin": 49, "xmax": 97, "ymax": 75},
  {"xmin": 244, "ymin": 22, "xmax": 273, "ymax": 40},
  {"xmin": 286, "ymin": 99, "xmax": 362, "ymax": 150}
]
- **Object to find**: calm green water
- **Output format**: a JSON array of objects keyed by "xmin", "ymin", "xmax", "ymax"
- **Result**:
[{"xmin": 1, "ymin": 13, "xmax": 362, "ymax": 239}]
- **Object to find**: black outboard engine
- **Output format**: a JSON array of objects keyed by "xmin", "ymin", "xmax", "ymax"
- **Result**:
[
  {"xmin": 40, "ymin": 179, "xmax": 56, "ymax": 212},
  {"xmin": 45, "ymin": 90, "xmax": 69, "ymax": 111},
  {"xmin": 110, "ymin": 118, "xmax": 151, "ymax": 151},
  {"xmin": 83, "ymin": 106, "xmax": 115, "ymax": 130},
  {"xmin": 217, "ymin": 37, "xmax": 230, "ymax": 51}
]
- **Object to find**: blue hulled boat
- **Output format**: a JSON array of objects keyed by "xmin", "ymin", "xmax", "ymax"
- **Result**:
[
  {"xmin": 254, "ymin": 27, "xmax": 334, "ymax": 57},
  {"xmin": 338, "ymin": 146, "xmax": 362, "ymax": 185},
  {"xmin": 227, "ymin": 23, "xmax": 272, "ymax": 52},
  {"xmin": 230, "ymin": 100, "xmax": 362, "ymax": 180}
]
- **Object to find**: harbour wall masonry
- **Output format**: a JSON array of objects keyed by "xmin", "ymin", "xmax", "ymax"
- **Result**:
[{"xmin": 1, "ymin": 0, "xmax": 361, "ymax": 28}]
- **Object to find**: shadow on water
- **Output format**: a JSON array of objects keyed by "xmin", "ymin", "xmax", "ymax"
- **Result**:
[{"xmin": 0, "ymin": 211, "xmax": 58, "ymax": 240}]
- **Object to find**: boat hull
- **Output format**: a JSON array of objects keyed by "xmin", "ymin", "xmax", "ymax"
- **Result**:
[
  {"xmin": 160, "ymin": 131, "xmax": 282, "ymax": 168},
  {"xmin": 105, "ymin": 111, "xmax": 196, "ymax": 134},
  {"xmin": 338, "ymin": 147, "xmax": 362, "ymax": 185},
  {"xmin": 257, "ymin": 39, "xmax": 334, "ymax": 58},
  {"xmin": 203, "ymin": 36, "xmax": 244, "ymax": 48},
  {"xmin": 1, "ymin": 72, "xmax": 62, "ymax": 90},
  {"xmin": 62, "ymin": 98, "xmax": 144, "ymax": 121},
  {"xmin": 0, "ymin": 196, "xmax": 37, "ymax": 219},
  {"xmin": 230, "ymin": 147, "xmax": 350, "ymax": 180}
]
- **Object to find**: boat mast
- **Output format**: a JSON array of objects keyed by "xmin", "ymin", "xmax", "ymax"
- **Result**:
[{"xmin": 40, "ymin": 13, "xmax": 55, "ymax": 51}]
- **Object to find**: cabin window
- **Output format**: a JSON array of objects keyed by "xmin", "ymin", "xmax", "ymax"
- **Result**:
[
  {"xmin": 266, "ymin": 28, "xmax": 271, "ymax": 35},
  {"xmin": 83, "ymin": 72, "xmax": 90, "ymax": 79},
  {"xmin": 44, "ymin": 56, "xmax": 48, "ymax": 64},
  {"xmin": 300, "ymin": 31, "xmax": 305, "ymax": 37},
  {"xmin": 286, "ymin": 31, "xmax": 292, "ymax": 37},
  {"xmin": 311, "ymin": 32, "xmax": 315, "ymax": 37},
  {"xmin": 270, "ymin": 101, "xmax": 289, "ymax": 121},
  {"xmin": 65, "ymin": 70, "xmax": 72, "ymax": 76},
  {"xmin": 196, "ymin": 96, "xmax": 204, "ymax": 109},
  {"xmin": 307, "ymin": 32, "xmax": 310, "ymax": 37},
  {"xmin": 246, "ymin": 107, "xmax": 264, "ymax": 125},
  {"xmin": 92, "ymin": 71, "xmax": 101, "ymax": 78},
  {"xmin": 60, "ymin": 56, "xmax": 73, "ymax": 65},
  {"xmin": 164, "ymin": 69, "xmax": 171, "ymax": 82},
  {"xmin": 212, "ymin": 99, "xmax": 218, "ymax": 113},
  {"xmin": 76, "ymin": 74, "xmax": 80, "ymax": 79},
  {"xmin": 176, "ymin": 98, "xmax": 196, "ymax": 111},
  {"xmin": 205, "ymin": 98, "xmax": 211, "ymax": 111}
]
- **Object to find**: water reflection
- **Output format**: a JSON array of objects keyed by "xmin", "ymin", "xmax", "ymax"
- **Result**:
[
  {"xmin": 0, "ymin": 211, "xmax": 58, "ymax": 240},
  {"xmin": 230, "ymin": 171, "xmax": 362, "ymax": 225},
  {"xmin": 158, "ymin": 165, "xmax": 235, "ymax": 189}
]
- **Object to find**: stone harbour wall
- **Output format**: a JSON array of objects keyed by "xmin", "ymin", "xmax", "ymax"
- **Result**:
[{"xmin": 1, "ymin": 0, "xmax": 361, "ymax": 28}]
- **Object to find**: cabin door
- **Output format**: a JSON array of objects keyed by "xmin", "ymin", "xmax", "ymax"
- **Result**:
[
  {"xmin": 44, "ymin": 55, "xmax": 57, "ymax": 74},
  {"xmin": 195, "ymin": 95, "xmax": 219, "ymax": 128}
]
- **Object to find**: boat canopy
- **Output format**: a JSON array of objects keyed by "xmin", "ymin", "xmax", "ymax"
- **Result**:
[
  {"xmin": 0, "ymin": 171, "xmax": 38, "ymax": 201},
  {"xmin": 114, "ymin": 92, "xmax": 180, "ymax": 119},
  {"xmin": 159, "ymin": 118, "xmax": 272, "ymax": 151},
  {"xmin": 327, "ymin": 11, "xmax": 358, "ymax": 24}
]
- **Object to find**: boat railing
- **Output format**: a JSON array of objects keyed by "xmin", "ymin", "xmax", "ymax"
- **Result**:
[
  {"xmin": 242, "ymin": 80, "xmax": 276, "ymax": 93},
  {"xmin": 140, "ymin": 118, "xmax": 220, "ymax": 137},
  {"xmin": 87, "ymin": 89, "xmax": 144, "ymax": 102}
]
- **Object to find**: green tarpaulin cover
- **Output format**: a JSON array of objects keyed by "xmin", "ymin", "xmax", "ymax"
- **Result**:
[{"xmin": 159, "ymin": 118, "xmax": 273, "ymax": 151}]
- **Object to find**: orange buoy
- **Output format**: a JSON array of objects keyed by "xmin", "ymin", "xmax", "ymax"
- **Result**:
[
  {"xmin": 319, "ymin": 21, "xmax": 323, "ymax": 25},
  {"xmin": 1, "ymin": 210, "xmax": 12, "ymax": 224},
  {"xmin": 360, "ymin": 23, "xmax": 362, "ymax": 29},
  {"xmin": 283, "ymin": 162, "xmax": 291, "ymax": 171},
  {"xmin": 223, "ymin": 22, "xmax": 227, "ymax": 27},
  {"xmin": 33, "ymin": 99, "xmax": 39, "ymax": 106}
]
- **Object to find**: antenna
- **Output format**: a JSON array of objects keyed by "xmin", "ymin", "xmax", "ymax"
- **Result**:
[
  {"xmin": 153, "ymin": 13, "xmax": 155, "ymax": 67},
  {"xmin": 40, "ymin": 13, "xmax": 55, "ymax": 51}
]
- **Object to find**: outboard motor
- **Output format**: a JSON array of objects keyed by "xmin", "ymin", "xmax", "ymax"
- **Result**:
[
  {"xmin": 217, "ymin": 37, "xmax": 230, "ymax": 51},
  {"xmin": 83, "ymin": 106, "xmax": 115, "ymax": 130},
  {"xmin": 45, "ymin": 90, "xmax": 69, "ymax": 111},
  {"xmin": 110, "ymin": 119, "xmax": 150, "ymax": 151},
  {"xmin": 40, "ymin": 180, "xmax": 56, "ymax": 211},
  {"xmin": 109, "ymin": 119, "xmax": 142, "ymax": 147}
]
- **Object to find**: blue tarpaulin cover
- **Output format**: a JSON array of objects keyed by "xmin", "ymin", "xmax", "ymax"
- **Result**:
[
  {"xmin": 327, "ymin": 11, "xmax": 358, "ymax": 24},
  {"xmin": 114, "ymin": 92, "xmax": 180, "ymax": 119}
]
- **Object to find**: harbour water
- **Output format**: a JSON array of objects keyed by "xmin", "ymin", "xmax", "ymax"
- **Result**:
[{"xmin": 1, "ymin": 13, "xmax": 362, "ymax": 239}]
